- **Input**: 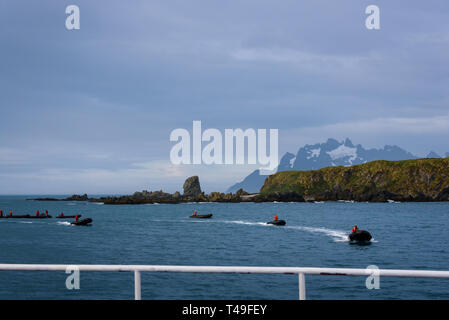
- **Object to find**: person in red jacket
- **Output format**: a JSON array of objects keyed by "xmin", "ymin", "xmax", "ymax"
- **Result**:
[
  {"xmin": 0, "ymin": 210, "xmax": 3, "ymax": 217},
  {"xmin": 9, "ymin": 210, "xmax": 13, "ymax": 216},
  {"xmin": 45, "ymin": 210, "xmax": 48, "ymax": 216},
  {"xmin": 75, "ymin": 215, "xmax": 80, "ymax": 222},
  {"xmin": 274, "ymin": 214, "xmax": 278, "ymax": 221},
  {"xmin": 36, "ymin": 210, "xmax": 40, "ymax": 217},
  {"xmin": 194, "ymin": 211, "xmax": 197, "ymax": 216},
  {"xmin": 352, "ymin": 225, "xmax": 358, "ymax": 233}
]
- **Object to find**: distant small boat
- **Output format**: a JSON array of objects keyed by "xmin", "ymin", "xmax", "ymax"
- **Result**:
[
  {"xmin": 189, "ymin": 214, "xmax": 213, "ymax": 219},
  {"xmin": 267, "ymin": 219, "xmax": 286, "ymax": 226},
  {"xmin": 71, "ymin": 218, "xmax": 92, "ymax": 226}
]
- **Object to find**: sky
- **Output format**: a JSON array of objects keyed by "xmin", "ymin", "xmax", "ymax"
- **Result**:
[{"xmin": 0, "ymin": 0, "xmax": 448, "ymax": 194}]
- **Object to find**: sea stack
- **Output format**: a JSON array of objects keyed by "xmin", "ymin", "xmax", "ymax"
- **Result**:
[{"xmin": 183, "ymin": 176, "xmax": 202, "ymax": 196}]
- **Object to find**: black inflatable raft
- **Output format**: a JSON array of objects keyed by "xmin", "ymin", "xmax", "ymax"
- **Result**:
[
  {"xmin": 267, "ymin": 219, "xmax": 286, "ymax": 226},
  {"xmin": 0, "ymin": 214, "xmax": 52, "ymax": 219},
  {"xmin": 56, "ymin": 215, "xmax": 81, "ymax": 219},
  {"xmin": 348, "ymin": 229, "xmax": 372, "ymax": 242},
  {"xmin": 189, "ymin": 214, "xmax": 213, "ymax": 219},
  {"xmin": 71, "ymin": 218, "xmax": 92, "ymax": 226}
]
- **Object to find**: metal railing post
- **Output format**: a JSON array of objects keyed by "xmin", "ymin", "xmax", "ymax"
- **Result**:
[
  {"xmin": 134, "ymin": 270, "xmax": 141, "ymax": 300},
  {"xmin": 298, "ymin": 273, "xmax": 306, "ymax": 300}
]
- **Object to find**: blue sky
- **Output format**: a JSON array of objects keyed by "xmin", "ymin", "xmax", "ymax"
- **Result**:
[{"xmin": 1, "ymin": 1, "xmax": 448, "ymax": 194}]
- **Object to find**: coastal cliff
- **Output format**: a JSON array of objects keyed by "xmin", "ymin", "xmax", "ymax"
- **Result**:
[{"xmin": 260, "ymin": 157, "xmax": 449, "ymax": 202}]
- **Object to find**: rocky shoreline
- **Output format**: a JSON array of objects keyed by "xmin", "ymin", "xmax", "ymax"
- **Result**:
[
  {"xmin": 28, "ymin": 176, "xmax": 307, "ymax": 204},
  {"xmin": 28, "ymin": 157, "xmax": 449, "ymax": 204}
]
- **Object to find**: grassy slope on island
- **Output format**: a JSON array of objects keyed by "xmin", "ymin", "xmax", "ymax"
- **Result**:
[{"xmin": 260, "ymin": 157, "xmax": 449, "ymax": 202}]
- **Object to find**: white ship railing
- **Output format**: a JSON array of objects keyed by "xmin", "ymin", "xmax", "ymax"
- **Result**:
[{"xmin": 1, "ymin": 264, "xmax": 449, "ymax": 300}]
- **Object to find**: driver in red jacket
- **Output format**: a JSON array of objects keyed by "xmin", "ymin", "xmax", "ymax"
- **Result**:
[{"xmin": 352, "ymin": 225, "xmax": 358, "ymax": 233}]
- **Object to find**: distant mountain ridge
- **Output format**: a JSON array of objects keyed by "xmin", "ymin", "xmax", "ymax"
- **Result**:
[{"xmin": 227, "ymin": 138, "xmax": 447, "ymax": 193}]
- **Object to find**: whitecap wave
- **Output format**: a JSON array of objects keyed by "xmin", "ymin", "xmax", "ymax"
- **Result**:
[{"xmin": 387, "ymin": 199, "xmax": 401, "ymax": 203}]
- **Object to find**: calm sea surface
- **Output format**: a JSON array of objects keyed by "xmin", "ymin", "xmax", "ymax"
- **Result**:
[{"xmin": 0, "ymin": 196, "xmax": 448, "ymax": 300}]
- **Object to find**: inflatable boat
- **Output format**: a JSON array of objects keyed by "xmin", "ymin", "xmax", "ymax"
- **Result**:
[
  {"xmin": 56, "ymin": 214, "xmax": 81, "ymax": 219},
  {"xmin": 0, "ymin": 214, "xmax": 52, "ymax": 219},
  {"xmin": 267, "ymin": 219, "xmax": 286, "ymax": 226},
  {"xmin": 189, "ymin": 214, "xmax": 213, "ymax": 219},
  {"xmin": 71, "ymin": 218, "xmax": 92, "ymax": 226},
  {"xmin": 348, "ymin": 229, "xmax": 372, "ymax": 242}
]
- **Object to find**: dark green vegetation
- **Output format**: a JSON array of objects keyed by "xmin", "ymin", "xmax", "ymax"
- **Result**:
[{"xmin": 260, "ymin": 158, "xmax": 449, "ymax": 202}]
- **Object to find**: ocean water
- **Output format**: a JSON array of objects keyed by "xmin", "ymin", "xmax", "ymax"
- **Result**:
[{"xmin": 0, "ymin": 196, "xmax": 448, "ymax": 300}]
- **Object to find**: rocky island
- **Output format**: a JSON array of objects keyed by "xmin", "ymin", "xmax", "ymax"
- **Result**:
[
  {"xmin": 28, "ymin": 157, "xmax": 449, "ymax": 204},
  {"xmin": 28, "ymin": 194, "xmax": 89, "ymax": 202}
]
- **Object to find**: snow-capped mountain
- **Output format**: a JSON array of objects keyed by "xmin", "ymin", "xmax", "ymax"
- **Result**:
[
  {"xmin": 278, "ymin": 138, "xmax": 417, "ymax": 171},
  {"xmin": 227, "ymin": 138, "xmax": 420, "ymax": 193},
  {"xmin": 426, "ymin": 151, "xmax": 442, "ymax": 158}
]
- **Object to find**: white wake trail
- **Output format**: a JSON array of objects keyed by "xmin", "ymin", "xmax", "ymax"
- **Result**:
[
  {"xmin": 57, "ymin": 221, "xmax": 72, "ymax": 226},
  {"xmin": 223, "ymin": 220, "xmax": 271, "ymax": 227},
  {"xmin": 286, "ymin": 225, "xmax": 349, "ymax": 242},
  {"xmin": 218, "ymin": 220, "xmax": 349, "ymax": 242}
]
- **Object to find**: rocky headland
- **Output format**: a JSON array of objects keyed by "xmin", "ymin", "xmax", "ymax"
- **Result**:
[
  {"xmin": 260, "ymin": 157, "xmax": 449, "ymax": 202},
  {"xmin": 28, "ymin": 157, "xmax": 449, "ymax": 204}
]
